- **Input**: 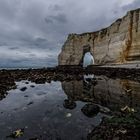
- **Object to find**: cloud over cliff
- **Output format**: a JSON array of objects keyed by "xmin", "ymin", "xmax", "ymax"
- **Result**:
[{"xmin": 0, "ymin": 0, "xmax": 139, "ymax": 67}]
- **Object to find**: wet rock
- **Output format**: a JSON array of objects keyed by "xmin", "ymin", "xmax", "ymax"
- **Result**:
[
  {"xmin": 98, "ymin": 105, "xmax": 111, "ymax": 113},
  {"xmin": 25, "ymin": 81, "xmax": 29, "ymax": 84},
  {"xmin": 34, "ymin": 78, "xmax": 46, "ymax": 84},
  {"xmin": 29, "ymin": 138, "xmax": 39, "ymax": 140},
  {"xmin": 20, "ymin": 87, "xmax": 27, "ymax": 91},
  {"xmin": 46, "ymin": 79, "xmax": 51, "ymax": 83},
  {"xmin": 63, "ymin": 99, "xmax": 76, "ymax": 110},
  {"xmin": 0, "ymin": 91, "xmax": 8, "ymax": 100},
  {"xmin": 81, "ymin": 103, "xmax": 100, "ymax": 117},
  {"xmin": 30, "ymin": 85, "xmax": 35, "ymax": 88},
  {"xmin": 88, "ymin": 115, "xmax": 140, "ymax": 140}
]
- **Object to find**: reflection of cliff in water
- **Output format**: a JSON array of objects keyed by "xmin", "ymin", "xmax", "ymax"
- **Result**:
[{"xmin": 61, "ymin": 75, "xmax": 140, "ymax": 111}]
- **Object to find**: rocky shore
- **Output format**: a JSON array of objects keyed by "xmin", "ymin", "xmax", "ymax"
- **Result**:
[
  {"xmin": 88, "ymin": 114, "xmax": 140, "ymax": 140},
  {"xmin": 0, "ymin": 66, "xmax": 140, "ymax": 100},
  {"xmin": 0, "ymin": 66, "xmax": 140, "ymax": 139}
]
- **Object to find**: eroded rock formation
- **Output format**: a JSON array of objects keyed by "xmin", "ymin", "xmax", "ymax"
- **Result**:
[{"xmin": 58, "ymin": 8, "xmax": 140, "ymax": 65}]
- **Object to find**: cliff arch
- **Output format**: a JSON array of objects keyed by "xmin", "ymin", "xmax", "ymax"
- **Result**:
[
  {"xmin": 83, "ymin": 52, "xmax": 94, "ymax": 67},
  {"xmin": 79, "ymin": 45, "xmax": 94, "ymax": 67},
  {"xmin": 58, "ymin": 9, "xmax": 140, "ymax": 66},
  {"xmin": 58, "ymin": 34, "xmax": 95, "ymax": 65}
]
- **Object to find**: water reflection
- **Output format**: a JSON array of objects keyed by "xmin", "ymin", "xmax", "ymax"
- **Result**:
[
  {"xmin": 62, "ymin": 75, "xmax": 140, "ymax": 112},
  {"xmin": 0, "ymin": 74, "xmax": 140, "ymax": 139}
]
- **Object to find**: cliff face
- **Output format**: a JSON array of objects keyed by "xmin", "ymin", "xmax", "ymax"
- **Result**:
[{"xmin": 58, "ymin": 8, "xmax": 140, "ymax": 65}]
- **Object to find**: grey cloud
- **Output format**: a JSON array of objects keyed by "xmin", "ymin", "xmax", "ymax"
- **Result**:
[
  {"xmin": 0, "ymin": 58, "xmax": 56, "ymax": 68},
  {"xmin": 0, "ymin": 0, "xmax": 19, "ymax": 20},
  {"xmin": 0, "ymin": 0, "xmax": 139, "ymax": 67},
  {"xmin": 45, "ymin": 18, "xmax": 53, "ymax": 24},
  {"xmin": 45, "ymin": 14, "xmax": 67, "ymax": 24},
  {"xmin": 9, "ymin": 47, "xmax": 19, "ymax": 50},
  {"xmin": 122, "ymin": 0, "xmax": 140, "ymax": 11},
  {"xmin": 48, "ymin": 4, "xmax": 63, "ymax": 11}
]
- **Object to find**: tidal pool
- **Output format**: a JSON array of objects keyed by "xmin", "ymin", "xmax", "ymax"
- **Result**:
[{"xmin": 0, "ymin": 75, "xmax": 140, "ymax": 140}]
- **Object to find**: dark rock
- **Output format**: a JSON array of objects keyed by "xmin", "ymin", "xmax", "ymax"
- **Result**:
[
  {"xmin": 63, "ymin": 99, "xmax": 76, "ymax": 110},
  {"xmin": 29, "ymin": 138, "xmax": 39, "ymax": 140},
  {"xmin": 34, "ymin": 78, "xmax": 46, "ymax": 84},
  {"xmin": 81, "ymin": 103, "xmax": 100, "ymax": 117},
  {"xmin": 88, "ymin": 115, "xmax": 140, "ymax": 140},
  {"xmin": 20, "ymin": 87, "xmax": 27, "ymax": 91},
  {"xmin": 25, "ymin": 81, "xmax": 29, "ymax": 84}
]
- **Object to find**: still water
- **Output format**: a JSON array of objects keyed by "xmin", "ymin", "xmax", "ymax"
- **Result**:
[{"xmin": 0, "ymin": 75, "xmax": 140, "ymax": 140}]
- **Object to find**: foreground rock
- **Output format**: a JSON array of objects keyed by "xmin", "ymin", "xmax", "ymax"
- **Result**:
[
  {"xmin": 81, "ymin": 104, "xmax": 100, "ymax": 117},
  {"xmin": 88, "ymin": 114, "xmax": 140, "ymax": 140}
]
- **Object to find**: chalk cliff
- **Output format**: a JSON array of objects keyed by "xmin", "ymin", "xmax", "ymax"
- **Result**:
[{"xmin": 58, "ymin": 8, "xmax": 140, "ymax": 65}]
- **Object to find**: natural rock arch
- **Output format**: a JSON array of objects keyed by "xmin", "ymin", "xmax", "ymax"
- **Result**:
[
  {"xmin": 79, "ymin": 45, "xmax": 94, "ymax": 66},
  {"xmin": 83, "ymin": 52, "xmax": 94, "ymax": 67},
  {"xmin": 58, "ymin": 34, "xmax": 95, "ymax": 65}
]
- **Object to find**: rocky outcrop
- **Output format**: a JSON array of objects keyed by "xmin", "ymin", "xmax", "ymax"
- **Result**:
[{"xmin": 58, "ymin": 8, "xmax": 140, "ymax": 65}]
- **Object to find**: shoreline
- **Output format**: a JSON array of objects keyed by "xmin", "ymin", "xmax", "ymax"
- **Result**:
[{"xmin": 0, "ymin": 65, "xmax": 140, "ymax": 80}]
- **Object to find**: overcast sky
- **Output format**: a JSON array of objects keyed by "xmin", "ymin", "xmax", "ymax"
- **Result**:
[{"xmin": 0, "ymin": 0, "xmax": 140, "ymax": 68}]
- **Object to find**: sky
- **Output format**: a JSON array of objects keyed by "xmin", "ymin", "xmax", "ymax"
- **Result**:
[
  {"xmin": 83, "ymin": 52, "xmax": 94, "ymax": 67},
  {"xmin": 0, "ymin": 0, "xmax": 140, "ymax": 68}
]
